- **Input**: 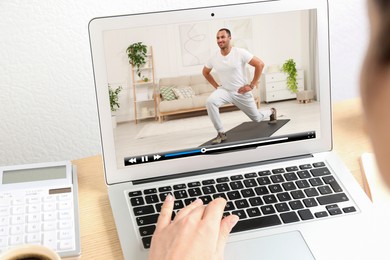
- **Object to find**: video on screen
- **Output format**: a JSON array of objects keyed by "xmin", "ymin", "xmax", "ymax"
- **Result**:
[{"xmin": 102, "ymin": 9, "xmax": 321, "ymax": 168}]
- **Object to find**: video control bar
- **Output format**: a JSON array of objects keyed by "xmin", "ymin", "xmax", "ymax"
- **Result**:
[{"xmin": 124, "ymin": 131, "xmax": 316, "ymax": 166}]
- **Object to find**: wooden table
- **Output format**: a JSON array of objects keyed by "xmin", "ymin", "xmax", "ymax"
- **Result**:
[{"xmin": 73, "ymin": 98, "xmax": 372, "ymax": 259}]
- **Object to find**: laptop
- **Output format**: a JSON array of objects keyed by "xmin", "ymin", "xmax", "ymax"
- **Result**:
[{"xmin": 88, "ymin": 0, "xmax": 383, "ymax": 259}]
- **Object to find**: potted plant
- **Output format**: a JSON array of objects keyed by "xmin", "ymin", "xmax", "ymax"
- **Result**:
[
  {"xmin": 281, "ymin": 58, "xmax": 298, "ymax": 93},
  {"xmin": 108, "ymin": 84, "xmax": 122, "ymax": 128},
  {"xmin": 126, "ymin": 42, "xmax": 148, "ymax": 81}
]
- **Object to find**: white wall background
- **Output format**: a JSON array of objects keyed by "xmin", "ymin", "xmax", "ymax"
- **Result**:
[{"xmin": 0, "ymin": 0, "xmax": 369, "ymax": 166}]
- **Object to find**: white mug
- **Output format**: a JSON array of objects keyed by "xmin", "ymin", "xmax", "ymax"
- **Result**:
[{"xmin": 0, "ymin": 245, "xmax": 61, "ymax": 260}]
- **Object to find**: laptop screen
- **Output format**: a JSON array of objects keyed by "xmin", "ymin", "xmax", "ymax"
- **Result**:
[{"xmin": 89, "ymin": 0, "xmax": 331, "ymax": 184}]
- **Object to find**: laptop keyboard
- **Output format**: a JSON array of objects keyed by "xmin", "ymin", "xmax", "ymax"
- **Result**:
[{"xmin": 127, "ymin": 162, "xmax": 357, "ymax": 249}]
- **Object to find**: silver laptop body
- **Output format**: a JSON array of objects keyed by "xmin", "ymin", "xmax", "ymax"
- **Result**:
[{"xmin": 89, "ymin": 0, "xmax": 384, "ymax": 259}]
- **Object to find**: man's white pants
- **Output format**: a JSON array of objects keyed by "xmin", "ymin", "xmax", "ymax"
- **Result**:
[{"xmin": 206, "ymin": 88, "xmax": 272, "ymax": 133}]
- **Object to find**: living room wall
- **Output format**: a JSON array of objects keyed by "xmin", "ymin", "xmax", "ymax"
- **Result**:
[{"xmin": 103, "ymin": 10, "xmax": 311, "ymax": 122}]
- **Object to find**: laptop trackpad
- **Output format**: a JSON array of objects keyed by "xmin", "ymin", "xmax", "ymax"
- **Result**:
[{"xmin": 225, "ymin": 231, "xmax": 315, "ymax": 260}]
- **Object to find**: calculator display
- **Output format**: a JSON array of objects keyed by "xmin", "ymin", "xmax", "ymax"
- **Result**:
[{"xmin": 2, "ymin": 165, "xmax": 66, "ymax": 184}]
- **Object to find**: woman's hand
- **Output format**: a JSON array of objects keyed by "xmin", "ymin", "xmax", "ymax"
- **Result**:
[{"xmin": 148, "ymin": 195, "xmax": 239, "ymax": 260}]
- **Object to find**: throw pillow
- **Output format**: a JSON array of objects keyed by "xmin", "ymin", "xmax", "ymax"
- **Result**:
[
  {"xmin": 172, "ymin": 86, "xmax": 195, "ymax": 99},
  {"xmin": 160, "ymin": 86, "xmax": 176, "ymax": 101}
]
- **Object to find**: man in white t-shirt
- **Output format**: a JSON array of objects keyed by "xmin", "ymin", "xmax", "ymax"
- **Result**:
[{"xmin": 202, "ymin": 28, "xmax": 277, "ymax": 145}]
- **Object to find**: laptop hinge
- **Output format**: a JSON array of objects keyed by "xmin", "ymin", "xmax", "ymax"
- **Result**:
[{"xmin": 132, "ymin": 153, "xmax": 313, "ymax": 185}]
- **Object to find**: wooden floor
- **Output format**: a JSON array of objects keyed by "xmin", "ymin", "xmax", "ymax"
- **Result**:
[{"xmin": 113, "ymin": 100, "xmax": 321, "ymax": 168}]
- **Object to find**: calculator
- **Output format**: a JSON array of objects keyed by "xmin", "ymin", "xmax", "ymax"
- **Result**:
[{"xmin": 0, "ymin": 161, "xmax": 81, "ymax": 258}]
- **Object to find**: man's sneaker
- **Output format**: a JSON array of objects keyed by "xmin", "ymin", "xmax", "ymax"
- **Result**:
[
  {"xmin": 269, "ymin": 108, "xmax": 277, "ymax": 124},
  {"xmin": 211, "ymin": 132, "xmax": 227, "ymax": 145}
]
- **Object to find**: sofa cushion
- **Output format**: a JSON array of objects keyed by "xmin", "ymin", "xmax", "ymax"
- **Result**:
[
  {"xmin": 192, "ymin": 83, "xmax": 215, "ymax": 95},
  {"xmin": 160, "ymin": 86, "xmax": 176, "ymax": 101},
  {"xmin": 159, "ymin": 98, "xmax": 194, "ymax": 112},
  {"xmin": 172, "ymin": 86, "xmax": 195, "ymax": 99}
]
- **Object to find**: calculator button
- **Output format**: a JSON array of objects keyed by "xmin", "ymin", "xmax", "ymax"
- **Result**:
[
  {"xmin": 43, "ymin": 202, "xmax": 56, "ymax": 212},
  {"xmin": 10, "ymin": 225, "xmax": 23, "ymax": 235},
  {"xmin": 58, "ymin": 201, "xmax": 72, "ymax": 210},
  {"xmin": 11, "ymin": 215, "xmax": 25, "ymax": 225},
  {"xmin": 58, "ymin": 211, "xmax": 71, "ymax": 220},
  {"xmin": 27, "ymin": 197, "xmax": 40, "ymax": 204},
  {"xmin": 43, "ymin": 231, "xmax": 57, "ymax": 250},
  {"xmin": 0, "ymin": 216, "xmax": 9, "ymax": 226},
  {"xmin": 43, "ymin": 222, "xmax": 56, "ymax": 231},
  {"xmin": 58, "ymin": 230, "xmax": 73, "ymax": 240},
  {"xmin": 0, "ymin": 236, "xmax": 7, "ymax": 247},
  {"xmin": 27, "ymin": 213, "xmax": 40, "ymax": 223},
  {"xmin": 27, "ymin": 204, "xmax": 40, "ymax": 214},
  {"xmin": 11, "ymin": 206, "xmax": 25, "ymax": 215},
  {"xmin": 58, "ymin": 194, "xmax": 72, "ymax": 201},
  {"xmin": 27, "ymin": 223, "xmax": 40, "ymax": 233},
  {"xmin": 58, "ymin": 220, "xmax": 72, "ymax": 230},
  {"xmin": 11, "ymin": 198, "xmax": 25, "ymax": 206},
  {"xmin": 26, "ymin": 233, "xmax": 41, "ymax": 243},
  {"xmin": 43, "ymin": 196, "xmax": 56, "ymax": 202},
  {"xmin": 9, "ymin": 235, "xmax": 24, "ymax": 246},
  {"xmin": 0, "ymin": 226, "xmax": 8, "ymax": 236},
  {"xmin": 43, "ymin": 212, "xmax": 56, "ymax": 221},
  {"xmin": 59, "ymin": 240, "xmax": 74, "ymax": 250},
  {"xmin": 0, "ymin": 208, "xmax": 9, "ymax": 216}
]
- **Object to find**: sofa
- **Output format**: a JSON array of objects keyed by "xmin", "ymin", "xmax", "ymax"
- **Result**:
[{"xmin": 156, "ymin": 73, "xmax": 260, "ymax": 122}]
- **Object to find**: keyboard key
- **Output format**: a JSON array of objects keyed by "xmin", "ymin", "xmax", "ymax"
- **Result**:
[
  {"xmin": 130, "ymin": 197, "xmax": 145, "ymax": 207},
  {"xmin": 291, "ymin": 190, "xmax": 305, "ymax": 199},
  {"xmin": 296, "ymin": 180, "xmax": 310, "ymax": 189},
  {"xmin": 230, "ymin": 181, "xmax": 244, "ymax": 190},
  {"xmin": 326, "ymin": 204, "xmax": 342, "ymax": 215},
  {"xmin": 158, "ymin": 186, "xmax": 172, "ymax": 192},
  {"xmin": 145, "ymin": 195, "xmax": 159, "ymax": 204},
  {"xmin": 246, "ymin": 207, "xmax": 262, "ymax": 217},
  {"xmin": 275, "ymin": 203, "xmax": 290, "ymax": 212},
  {"xmin": 227, "ymin": 191, "xmax": 241, "ymax": 200},
  {"xmin": 184, "ymin": 198, "xmax": 196, "ymax": 206},
  {"xmin": 202, "ymin": 179, "xmax": 215, "ymax": 185},
  {"xmin": 216, "ymin": 177, "xmax": 229, "ymax": 183},
  {"xmin": 304, "ymin": 188, "xmax": 319, "ymax": 197},
  {"xmin": 188, "ymin": 181, "xmax": 201, "ymax": 187},
  {"xmin": 213, "ymin": 193, "xmax": 227, "ymax": 200},
  {"xmin": 322, "ymin": 176, "xmax": 343, "ymax": 192},
  {"xmin": 142, "ymin": 236, "xmax": 152, "ymax": 249},
  {"xmin": 255, "ymin": 186, "xmax": 269, "ymax": 195},
  {"xmin": 235, "ymin": 199, "xmax": 250, "ymax": 209},
  {"xmin": 270, "ymin": 174, "xmax": 285, "ymax": 183},
  {"xmin": 343, "ymin": 206, "xmax": 356, "ymax": 213},
  {"xmin": 133, "ymin": 205, "xmax": 155, "ymax": 216},
  {"xmin": 282, "ymin": 182, "xmax": 297, "ymax": 191},
  {"xmin": 277, "ymin": 192, "xmax": 292, "ymax": 202},
  {"xmin": 225, "ymin": 201, "xmax": 235, "ymax": 211},
  {"xmin": 311, "ymin": 167, "xmax": 331, "ymax": 177},
  {"xmin": 202, "ymin": 185, "xmax": 216, "ymax": 195},
  {"xmin": 258, "ymin": 170, "xmax": 271, "ymax": 176},
  {"xmin": 159, "ymin": 192, "xmax": 172, "ymax": 202},
  {"xmin": 297, "ymin": 170, "xmax": 311, "ymax": 179},
  {"xmin": 284, "ymin": 172, "xmax": 298, "ymax": 181},
  {"xmin": 243, "ymin": 179, "xmax": 257, "ymax": 188},
  {"xmin": 199, "ymin": 196, "xmax": 212, "ymax": 205},
  {"xmin": 241, "ymin": 188, "xmax": 255, "ymax": 198},
  {"xmin": 249, "ymin": 197, "xmax": 263, "ymax": 206},
  {"xmin": 269, "ymin": 184, "xmax": 283, "ymax": 193},
  {"xmin": 318, "ymin": 185, "xmax": 333, "ymax": 195},
  {"xmin": 188, "ymin": 188, "xmax": 202, "ymax": 197},
  {"xmin": 263, "ymin": 195, "xmax": 277, "ymax": 204},
  {"xmin": 143, "ymin": 188, "xmax": 157, "ymax": 194},
  {"xmin": 257, "ymin": 177, "xmax": 271, "ymax": 185},
  {"xmin": 261, "ymin": 205, "xmax": 276, "ymax": 215},
  {"xmin": 129, "ymin": 191, "xmax": 142, "ymax": 197},
  {"xmin": 299, "ymin": 164, "xmax": 312, "ymax": 170},
  {"xmin": 289, "ymin": 200, "xmax": 304, "ymax": 210},
  {"xmin": 232, "ymin": 210, "xmax": 247, "ymax": 219},
  {"xmin": 174, "ymin": 200, "xmax": 185, "ymax": 209},
  {"xmin": 231, "ymin": 215, "xmax": 281, "ymax": 233},
  {"xmin": 231, "ymin": 175, "xmax": 243, "ymax": 181},
  {"xmin": 286, "ymin": 166, "xmax": 299, "ymax": 172},
  {"xmin": 272, "ymin": 168, "xmax": 285, "ymax": 174},
  {"xmin": 216, "ymin": 183, "xmax": 230, "ymax": 192},
  {"xmin": 313, "ymin": 162, "xmax": 326, "ymax": 168},
  {"xmin": 309, "ymin": 177, "xmax": 323, "ymax": 186},
  {"xmin": 298, "ymin": 209, "xmax": 314, "ymax": 220},
  {"xmin": 136, "ymin": 214, "xmax": 159, "ymax": 226},
  {"xmin": 139, "ymin": 225, "xmax": 156, "ymax": 237},
  {"xmin": 173, "ymin": 184, "xmax": 186, "ymax": 190},
  {"xmin": 315, "ymin": 211, "xmax": 328, "ymax": 218},
  {"xmin": 244, "ymin": 172, "xmax": 257, "ymax": 178},
  {"xmin": 317, "ymin": 193, "xmax": 349, "ymax": 205},
  {"xmin": 303, "ymin": 198, "xmax": 318, "ymax": 207},
  {"xmin": 174, "ymin": 190, "xmax": 188, "ymax": 199},
  {"xmin": 280, "ymin": 212, "xmax": 300, "ymax": 223}
]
